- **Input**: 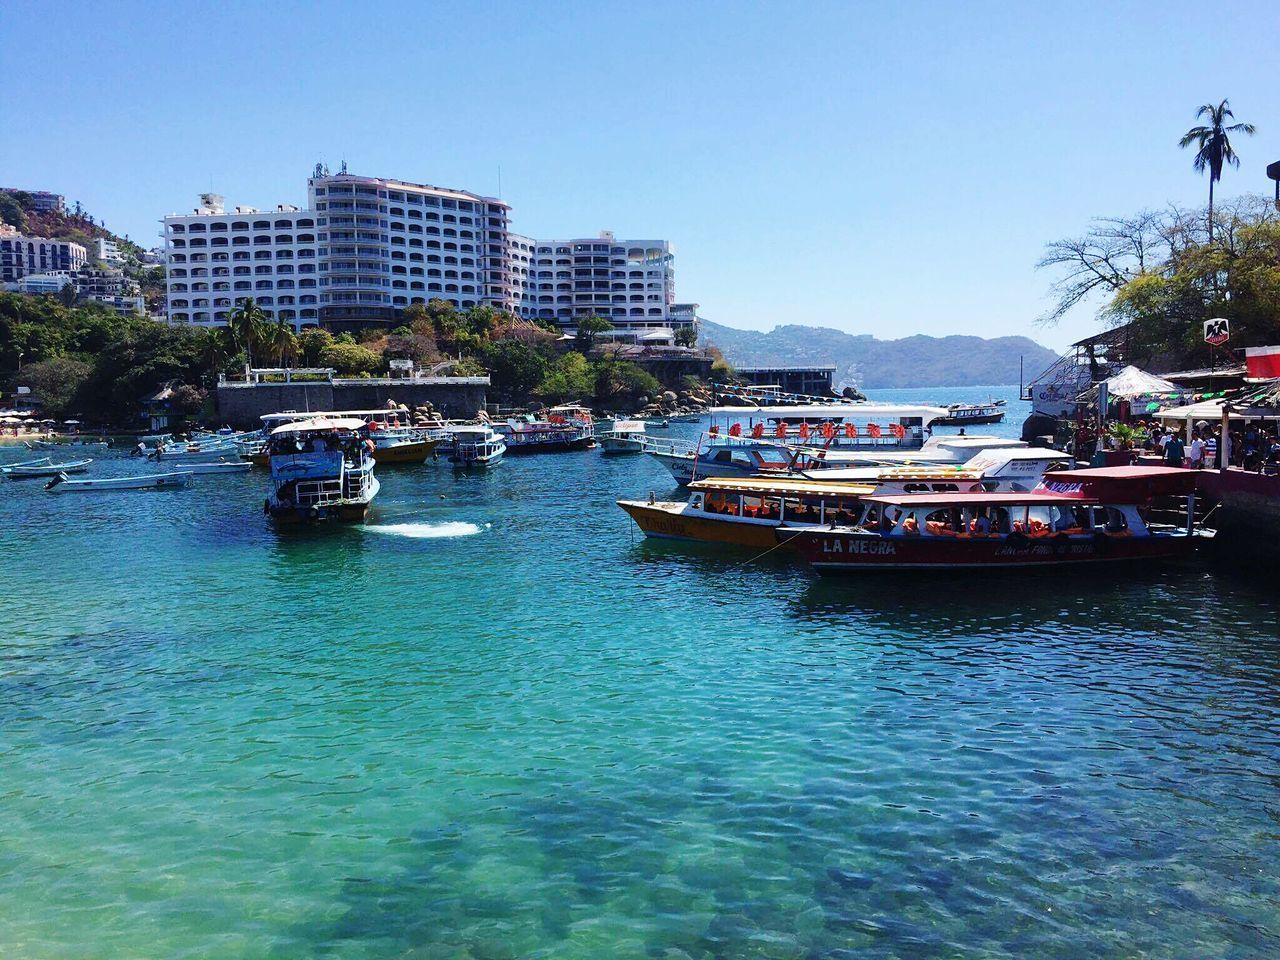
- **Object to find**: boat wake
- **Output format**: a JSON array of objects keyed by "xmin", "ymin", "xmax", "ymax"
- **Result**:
[{"xmin": 366, "ymin": 521, "xmax": 486, "ymax": 539}]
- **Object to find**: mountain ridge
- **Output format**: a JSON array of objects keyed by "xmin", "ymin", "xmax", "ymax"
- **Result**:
[{"xmin": 699, "ymin": 320, "xmax": 1061, "ymax": 390}]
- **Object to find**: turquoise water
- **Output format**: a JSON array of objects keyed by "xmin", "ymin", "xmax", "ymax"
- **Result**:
[{"xmin": 3, "ymin": 386, "xmax": 1280, "ymax": 959}]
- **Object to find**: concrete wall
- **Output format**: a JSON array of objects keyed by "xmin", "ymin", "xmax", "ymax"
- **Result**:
[
  {"xmin": 215, "ymin": 379, "xmax": 488, "ymax": 428},
  {"xmin": 1197, "ymin": 469, "xmax": 1280, "ymax": 564}
]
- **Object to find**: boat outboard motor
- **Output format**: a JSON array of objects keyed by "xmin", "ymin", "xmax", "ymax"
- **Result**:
[{"xmin": 44, "ymin": 472, "xmax": 69, "ymax": 491}]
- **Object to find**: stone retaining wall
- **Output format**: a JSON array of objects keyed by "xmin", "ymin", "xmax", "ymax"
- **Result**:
[{"xmin": 215, "ymin": 379, "xmax": 488, "ymax": 429}]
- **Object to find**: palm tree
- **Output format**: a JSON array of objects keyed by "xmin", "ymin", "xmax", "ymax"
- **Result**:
[
  {"xmin": 227, "ymin": 297, "xmax": 269, "ymax": 367},
  {"xmin": 1179, "ymin": 99, "xmax": 1256, "ymax": 241},
  {"xmin": 263, "ymin": 317, "xmax": 298, "ymax": 366}
]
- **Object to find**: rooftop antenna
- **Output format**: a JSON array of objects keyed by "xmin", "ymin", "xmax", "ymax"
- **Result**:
[{"xmin": 339, "ymin": 159, "xmax": 347, "ymax": 175}]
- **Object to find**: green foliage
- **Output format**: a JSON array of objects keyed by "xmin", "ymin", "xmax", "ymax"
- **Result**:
[
  {"xmin": 674, "ymin": 325, "xmax": 697, "ymax": 348},
  {"xmin": 227, "ymin": 298, "xmax": 270, "ymax": 366},
  {"xmin": 10, "ymin": 357, "xmax": 92, "ymax": 417},
  {"xmin": 297, "ymin": 328, "xmax": 334, "ymax": 366},
  {"xmin": 451, "ymin": 356, "xmax": 487, "ymax": 377},
  {"xmin": 1102, "ymin": 199, "xmax": 1280, "ymax": 366},
  {"xmin": 535, "ymin": 351, "xmax": 593, "ymax": 401},
  {"xmin": 320, "ymin": 340, "xmax": 382, "ymax": 375},
  {"xmin": 0, "ymin": 191, "xmax": 29, "ymax": 232},
  {"xmin": 594, "ymin": 358, "xmax": 660, "ymax": 400},
  {"xmin": 482, "ymin": 339, "xmax": 551, "ymax": 396},
  {"xmin": 573, "ymin": 314, "xmax": 613, "ymax": 352}
]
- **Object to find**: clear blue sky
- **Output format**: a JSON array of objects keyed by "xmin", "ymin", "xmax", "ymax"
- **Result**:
[{"xmin": 1, "ymin": 0, "xmax": 1276, "ymax": 350}]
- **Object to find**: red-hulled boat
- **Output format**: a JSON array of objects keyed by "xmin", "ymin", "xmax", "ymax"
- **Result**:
[{"xmin": 777, "ymin": 466, "xmax": 1208, "ymax": 572}]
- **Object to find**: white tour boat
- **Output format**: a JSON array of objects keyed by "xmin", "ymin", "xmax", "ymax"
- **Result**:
[
  {"xmin": 449, "ymin": 425, "xmax": 506, "ymax": 467},
  {"xmin": 598, "ymin": 420, "xmax": 647, "ymax": 455},
  {"xmin": 264, "ymin": 418, "xmax": 380, "ymax": 524}
]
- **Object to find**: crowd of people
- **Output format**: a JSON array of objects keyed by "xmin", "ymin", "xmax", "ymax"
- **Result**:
[{"xmin": 1130, "ymin": 419, "xmax": 1280, "ymax": 472}]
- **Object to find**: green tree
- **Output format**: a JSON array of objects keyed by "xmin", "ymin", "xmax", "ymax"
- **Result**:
[
  {"xmin": 483, "ymin": 339, "xmax": 550, "ymax": 396},
  {"xmin": 227, "ymin": 297, "xmax": 270, "ymax": 367},
  {"xmin": 320, "ymin": 340, "xmax": 382, "ymax": 375},
  {"xmin": 674, "ymin": 325, "xmax": 697, "ymax": 348},
  {"xmin": 297, "ymin": 328, "xmax": 334, "ymax": 366},
  {"xmin": 1179, "ymin": 99, "xmax": 1256, "ymax": 241},
  {"xmin": 9, "ymin": 357, "xmax": 92, "ymax": 417},
  {"xmin": 573, "ymin": 314, "xmax": 613, "ymax": 352},
  {"xmin": 593, "ymin": 358, "xmax": 659, "ymax": 400},
  {"xmin": 261, "ymin": 317, "xmax": 298, "ymax": 366},
  {"xmin": 535, "ymin": 351, "xmax": 593, "ymax": 401}
]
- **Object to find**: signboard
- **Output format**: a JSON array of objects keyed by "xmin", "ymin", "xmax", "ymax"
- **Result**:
[
  {"xmin": 1204, "ymin": 318, "xmax": 1230, "ymax": 346},
  {"xmin": 388, "ymin": 359, "xmax": 414, "ymax": 372}
]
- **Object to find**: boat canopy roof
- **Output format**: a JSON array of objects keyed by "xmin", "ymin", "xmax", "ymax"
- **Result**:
[
  {"xmin": 262, "ymin": 408, "xmax": 413, "ymax": 424},
  {"xmin": 865, "ymin": 492, "xmax": 1095, "ymax": 508},
  {"xmin": 690, "ymin": 477, "xmax": 878, "ymax": 497},
  {"xmin": 802, "ymin": 465, "xmax": 983, "ymax": 483},
  {"xmin": 1038, "ymin": 465, "xmax": 1197, "ymax": 497},
  {"xmin": 710, "ymin": 403, "xmax": 949, "ymax": 422},
  {"xmin": 270, "ymin": 417, "xmax": 367, "ymax": 435}
]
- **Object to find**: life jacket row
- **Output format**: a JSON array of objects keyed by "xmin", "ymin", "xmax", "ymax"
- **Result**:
[{"xmin": 709, "ymin": 422, "xmax": 909, "ymax": 440}]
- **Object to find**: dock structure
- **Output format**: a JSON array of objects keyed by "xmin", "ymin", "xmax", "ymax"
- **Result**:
[
  {"xmin": 734, "ymin": 366, "xmax": 837, "ymax": 397},
  {"xmin": 215, "ymin": 370, "xmax": 488, "ymax": 428}
]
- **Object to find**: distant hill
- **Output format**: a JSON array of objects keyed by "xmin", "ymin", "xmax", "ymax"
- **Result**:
[{"xmin": 700, "ymin": 320, "xmax": 1061, "ymax": 390}]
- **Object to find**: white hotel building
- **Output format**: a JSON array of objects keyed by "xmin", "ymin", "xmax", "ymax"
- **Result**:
[{"xmin": 162, "ymin": 171, "xmax": 687, "ymax": 338}]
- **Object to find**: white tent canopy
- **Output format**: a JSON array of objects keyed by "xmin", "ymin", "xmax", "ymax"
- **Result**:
[
  {"xmin": 1155, "ymin": 399, "xmax": 1228, "ymax": 422},
  {"xmin": 1103, "ymin": 365, "xmax": 1182, "ymax": 398}
]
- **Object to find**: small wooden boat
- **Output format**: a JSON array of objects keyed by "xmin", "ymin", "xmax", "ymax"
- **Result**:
[
  {"xmin": 1, "ymin": 456, "xmax": 51, "ymax": 471},
  {"xmin": 4, "ymin": 458, "xmax": 94, "ymax": 478},
  {"xmin": 184, "ymin": 461, "xmax": 253, "ymax": 475},
  {"xmin": 45, "ymin": 471, "xmax": 193, "ymax": 492}
]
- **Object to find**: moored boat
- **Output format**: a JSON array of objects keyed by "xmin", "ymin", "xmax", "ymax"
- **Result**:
[
  {"xmin": 933, "ymin": 400, "xmax": 1007, "ymax": 426},
  {"xmin": 184, "ymin": 461, "xmax": 253, "ymax": 474},
  {"xmin": 449, "ymin": 425, "xmax": 506, "ymax": 467},
  {"xmin": 777, "ymin": 466, "xmax": 1206, "ymax": 572},
  {"xmin": 4, "ymin": 458, "xmax": 94, "ymax": 478},
  {"xmin": 45, "ymin": 471, "xmax": 193, "ymax": 492},
  {"xmin": 264, "ymin": 418, "xmax": 380, "ymax": 524},
  {"xmin": 598, "ymin": 420, "xmax": 647, "ymax": 455}
]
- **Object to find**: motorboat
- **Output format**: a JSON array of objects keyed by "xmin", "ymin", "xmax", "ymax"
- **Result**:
[
  {"xmin": 645, "ymin": 402, "xmax": 952, "ymax": 484},
  {"xmin": 241, "ymin": 410, "xmax": 443, "ymax": 465},
  {"xmin": 4, "ymin": 458, "xmax": 93, "ymax": 478},
  {"xmin": 1, "ymin": 456, "xmax": 51, "ymax": 470},
  {"xmin": 497, "ymin": 414, "xmax": 593, "ymax": 454},
  {"xmin": 45, "ymin": 471, "xmax": 193, "ymax": 492},
  {"xmin": 618, "ymin": 466, "xmax": 999, "ymax": 549},
  {"xmin": 803, "ymin": 447, "xmax": 1075, "ymax": 492},
  {"xmin": 598, "ymin": 420, "xmax": 647, "ymax": 455},
  {"xmin": 264, "ymin": 417, "xmax": 380, "ymax": 524},
  {"xmin": 778, "ymin": 466, "xmax": 1208, "ymax": 572},
  {"xmin": 449, "ymin": 425, "xmax": 506, "ymax": 467},
  {"xmin": 183, "ymin": 461, "xmax": 253, "ymax": 475},
  {"xmin": 153, "ymin": 438, "xmax": 241, "ymax": 462},
  {"xmin": 650, "ymin": 430, "xmax": 1032, "ymax": 485},
  {"xmin": 933, "ymin": 401, "xmax": 1007, "ymax": 426}
]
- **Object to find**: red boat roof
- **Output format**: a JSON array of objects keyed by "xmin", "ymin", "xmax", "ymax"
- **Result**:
[
  {"xmin": 1038, "ymin": 465, "xmax": 1197, "ymax": 497},
  {"xmin": 865, "ymin": 492, "xmax": 1095, "ymax": 507}
]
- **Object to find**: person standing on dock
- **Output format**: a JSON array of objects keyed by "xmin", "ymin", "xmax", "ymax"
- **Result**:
[
  {"xmin": 1188, "ymin": 433, "xmax": 1205, "ymax": 469},
  {"xmin": 1164, "ymin": 431, "xmax": 1186, "ymax": 467}
]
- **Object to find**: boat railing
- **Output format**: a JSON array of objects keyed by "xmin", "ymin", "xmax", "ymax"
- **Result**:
[{"xmin": 291, "ymin": 478, "xmax": 347, "ymax": 506}]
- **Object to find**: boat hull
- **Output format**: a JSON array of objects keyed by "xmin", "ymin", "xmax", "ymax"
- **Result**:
[
  {"xmin": 618, "ymin": 500, "xmax": 779, "ymax": 549},
  {"xmin": 47, "ymin": 472, "xmax": 192, "ymax": 492},
  {"xmin": 371, "ymin": 438, "xmax": 440, "ymax": 464},
  {"xmin": 934, "ymin": 413, "xmax": 1006, "ymax": 426},
  {"xmin": 268, "ymin": 501, "xmax": 373, "ymax": 524},
  {"xmin": 780, "ymin": 528, "xmax": 1195, "ymax": 572},
  {"xmin": 502, "ymin": 435, "xmax": 591, "ymax": 454}
]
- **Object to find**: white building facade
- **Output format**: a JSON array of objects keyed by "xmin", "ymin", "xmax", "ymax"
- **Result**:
[
  {"xmin": 162, "ymin": 171, "xmax": 688, "ymax": 338},
  {"xmin": 513, "ymin": 231, "xmax": 676, "ymax": 334},
  {"xmin": 0, "ymin": 231, "xmax": 88, "ymax": 283}
]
